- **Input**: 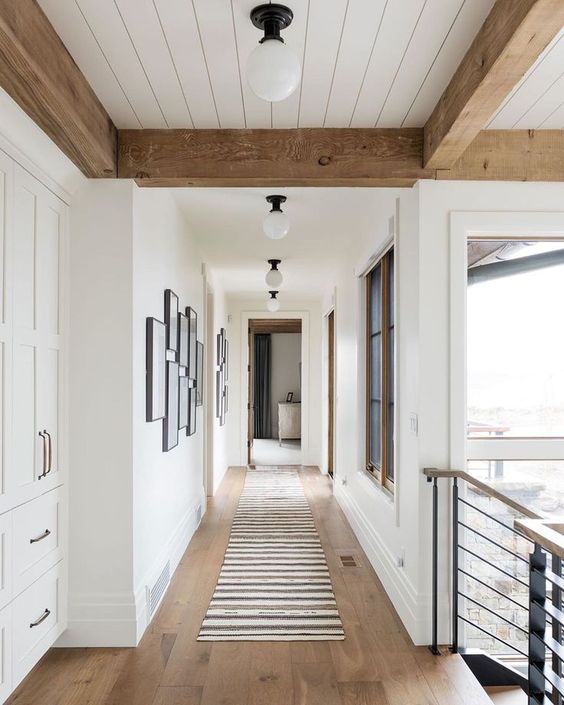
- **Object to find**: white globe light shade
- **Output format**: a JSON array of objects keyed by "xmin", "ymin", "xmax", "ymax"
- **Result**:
[
  {"xmin": 267, "ymin": 297, "xmax": 280, "ymax": 313},
  {"xmin": 247, "ymin": 39, "xmax": 301, "ymax": 102},
  {"xmin": 263, "ymin": 209, "xmax": 290, "ymax": 239},
  {"xmin": 265, "ymin": 268, "xmax": 283, "ymax": 288}
]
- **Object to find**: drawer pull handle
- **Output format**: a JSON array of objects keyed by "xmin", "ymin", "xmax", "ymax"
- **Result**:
[
  {"xmin": 30, "ymin": 529, "xmax": 51, "ymax": 544},
  {"xmin": 38, "ymin": 431, "xmax": 47, "ymax": 479},
  {"xmin": 29, "ymin": 609, "xmax": 50, "ymax": 628}
]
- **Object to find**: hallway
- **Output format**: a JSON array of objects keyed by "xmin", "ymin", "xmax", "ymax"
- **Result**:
[{"xmin": 7, "ymin": 467, "xmax": 491, "ymax": 705}]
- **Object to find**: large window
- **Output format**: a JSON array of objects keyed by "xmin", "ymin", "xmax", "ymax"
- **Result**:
[
  {"xmin": 467, "ymin": 239, "xmax": 564, "ymax": 438},
  {"xmin": 366, "ymin": 246, "xmax": 395, "ymax": 489}
]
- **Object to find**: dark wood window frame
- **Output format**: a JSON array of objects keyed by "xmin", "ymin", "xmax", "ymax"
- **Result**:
[{"xmin": 365, "ymin": 245, "xmax": 395, "ymax": 491}]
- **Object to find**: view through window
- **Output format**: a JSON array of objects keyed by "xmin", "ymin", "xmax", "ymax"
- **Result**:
[
  {"xmin": 464, "ymin": 238, "xmax": 564, "ymax": 656},
  {"xmin": 467, "ymin": 239, "xmax": 564, "ymax": 438}
]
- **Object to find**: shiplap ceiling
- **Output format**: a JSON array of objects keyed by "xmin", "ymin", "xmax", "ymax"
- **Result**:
[
  {"xmin": 173, "ymin": 187, "xmax": 400, "ymax": 296},
  {"xmin": 489, "ymin": 28, "xmax": 564, "ymax": 129},
  {"xmin": 38, "ymin": 0, "xmax": 513, "ymax": 130}
]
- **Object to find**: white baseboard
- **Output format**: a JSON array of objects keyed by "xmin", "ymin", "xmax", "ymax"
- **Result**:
[
  {"xmin": 335, "ymin": 483, "xmax": 429, "ymax": 644},
  {"xmin": 57, "ymin": 488, "xmax": 206, "ymax": 648},
  {"xmin": 55, "ymin": 591, "xmax": 138, "ymax": 647}
]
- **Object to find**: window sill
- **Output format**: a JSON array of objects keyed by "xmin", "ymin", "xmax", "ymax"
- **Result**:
[{"xmin": 360, "ymin": 468, "xmax": 395, "ymax": 505}]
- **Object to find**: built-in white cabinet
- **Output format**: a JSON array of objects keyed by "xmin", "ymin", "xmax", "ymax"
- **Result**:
[
  {"xmin": 0, "ymin": 151, "xmax": 68, "ymax": 703},
  {"xmin": 11, "ymin": 167, "xmax": 65, "ymax": 505}
]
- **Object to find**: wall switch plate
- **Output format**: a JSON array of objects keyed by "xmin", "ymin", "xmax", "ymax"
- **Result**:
[
  {"xmin": 396, "ymin": 547, "xmax": 405, "ymax": 568},
  {"xmin": 341, "ymin": 478, "xmax": 347, "ymax": 486},
  {"xmin": 409, "ymin": 413, "xmax": 418, "ymax": 436}
]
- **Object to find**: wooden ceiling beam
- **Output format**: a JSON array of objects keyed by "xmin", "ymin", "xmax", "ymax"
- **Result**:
[
  {"xmin": 118, "ymin": 128, "xmax": 432, "ymax": 187},
  {"xmin": 0, "ymin": 0, "xmax": 117, "ymax": 177},
  {"xmin": 423, "ymin": 0, "xmax": 564, "ymax": 170},
  {"xmin": 118, "ymin": 127, "xmax": 564, "ymax": 187},
  {"xmin": 437, "ymin": 130, "xmax": 564, "ymax": 182}
]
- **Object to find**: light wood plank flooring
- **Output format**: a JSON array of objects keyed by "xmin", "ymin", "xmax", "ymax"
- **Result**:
[{"xmin": 7, "ymin": 467, "xmax": 493, "ymax": 705}]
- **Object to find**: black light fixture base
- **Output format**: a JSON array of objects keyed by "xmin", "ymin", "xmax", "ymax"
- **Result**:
[
  {"xmin": 251, "ymin": 4, "xmax": 293, "ymax": 42},
  {"xmin": 266, "ymin": 194, "xmax": 287, "ymax": 212},
  {"xmin": 268, "ymin": 290, "xmax": 279, "ymax": 299},
  {"xmin": 267, "ymin": 258, "xmax": 282, "ymax": 270}
]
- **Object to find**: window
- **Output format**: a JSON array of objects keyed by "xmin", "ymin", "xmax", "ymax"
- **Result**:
[
  {"xmin": 467, "ymin": 239, "xmax": 564, "ymax": 438},
  {"xmin": 366, "ymin": 246, "xmax": 395, "ymax": 489}
]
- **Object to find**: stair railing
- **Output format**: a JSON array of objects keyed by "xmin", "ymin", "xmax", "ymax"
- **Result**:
[{"xmin": 426, "ymin": 468, "xmax": 564, "ymax": 705}]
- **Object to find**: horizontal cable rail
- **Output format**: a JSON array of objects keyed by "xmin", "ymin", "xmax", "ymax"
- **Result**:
[{"xmin": 458, "ymin": 544, "xmax": 529, "ymax": 588}]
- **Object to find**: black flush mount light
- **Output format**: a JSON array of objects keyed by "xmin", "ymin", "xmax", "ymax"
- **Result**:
[
  {"xmin": 265, "ymin": 259, "xmax": 283, "ymax": 288},
  {"xmin": 267, "ymin": 290, "xmax": 280, "ymax": 312},
  {"xmin": 250, "ymin": 4, "xmax": 294, "ymax": 41},
  {"xmin": 247, "ymin": 5, "xmax": 301, "ymax": 103},
  {"xmin": 263, "ymin": 195, "xmax": 289, "ymax": 239}
]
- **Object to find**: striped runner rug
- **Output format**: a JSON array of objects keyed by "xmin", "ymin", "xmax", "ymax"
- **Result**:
[{"xmin": 197, "ymin": 468, "xmax": 345, "ymax": 641}]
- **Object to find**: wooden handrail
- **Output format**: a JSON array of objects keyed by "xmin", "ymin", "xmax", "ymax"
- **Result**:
[
  {"xmin": 515, "ymin": 519, "xmax": 564, "ymax": 561},
  {"xmin": 423, "ymin": 468, "xmax": 541, "ymax": 520}
]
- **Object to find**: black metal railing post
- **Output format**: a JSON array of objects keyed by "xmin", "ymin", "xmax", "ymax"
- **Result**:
[
  {"xmin": 552, "ymin": 554, "xmax": 562, "ymax": 705},
  {"xmin": 430, "ymin": 475, "xmax": 440, "ymax": 654},
  {"xmin": 529, "ymin": 543, "xmax": 547, "ymax": 705},
  {"xmin": 451, "ymin": 477, "xmax": 459, "ymax": 653}
]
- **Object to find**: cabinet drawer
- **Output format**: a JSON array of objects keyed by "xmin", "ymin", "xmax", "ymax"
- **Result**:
[
  {"xmin": 0, "ymin": 514, "xmax": 12, "ymax": 611},
  {"xmin": 12, "ymin": 561, "xmax": 65, "ymax": 688},
  {"xmin": 13, "ymin": 489, "xmax": 63, "ymax": 595},
  {"xmin": 0, "ymin": 603, "xmax": 12, "ymax": 703}
]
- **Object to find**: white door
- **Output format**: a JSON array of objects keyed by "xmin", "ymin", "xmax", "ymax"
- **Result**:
[{"xmin": 10, "ymin": 166, "xmax": 65, "ymax": 504}]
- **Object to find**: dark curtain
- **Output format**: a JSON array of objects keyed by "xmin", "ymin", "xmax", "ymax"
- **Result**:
[{"xmin": 253, "ymin": 334, "xmax": 271, "ymax": 438}]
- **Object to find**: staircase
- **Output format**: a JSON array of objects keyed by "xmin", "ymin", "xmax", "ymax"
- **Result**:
[{"xmin": 485, "ymin": 686, "xmax": 527, "ymax": 704}]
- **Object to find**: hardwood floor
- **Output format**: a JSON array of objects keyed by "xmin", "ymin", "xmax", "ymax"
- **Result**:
[{"xmin": 7, "ymin": 467, "xmax": 493, "ymax": 705}]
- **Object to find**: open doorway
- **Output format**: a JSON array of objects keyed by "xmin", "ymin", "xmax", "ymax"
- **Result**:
[{"xmin": 248, "ymin": 318, "xmax": 302, "ymax": 466}]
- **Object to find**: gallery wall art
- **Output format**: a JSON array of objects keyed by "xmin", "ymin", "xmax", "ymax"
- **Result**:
[
  {"xmin": 216, "ymin": 327, "xmax": 229, "ymax": 426},
  {"xmin": 146, "ymin": 289, "xmax": 203, "ymax": 452}
]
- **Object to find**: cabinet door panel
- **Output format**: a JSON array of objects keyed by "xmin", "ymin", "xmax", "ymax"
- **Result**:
[
  {"xmin": 13, "ymin": 344, "xmax": 38, "ymax": 488},
  {"xmin": 37, "ymin": 203, "xmax": 60, "ymax": 336},
  {"xmin": 0, "ymin": 167, "xmax": 6, "ymax": 326},
  {"xmin": 39, "ymin": 347, "xmax": 59, "ymax": 478},
  {"xmin": 13, "ymin": 185, "xmax": 36, "ymax": 331}
]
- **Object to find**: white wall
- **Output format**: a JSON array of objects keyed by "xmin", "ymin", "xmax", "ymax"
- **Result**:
[
  {"xmin": 327, "ymin": 181, "xmax": 564, "ymax": 647},
  {"xmin": 324, "ymin": 188, "xmax": 428, "ymax": 642},
  {"xmin": 208, "ymin": 274, "xmax": 229, "ymax": 494},
  {"xmin": 64, "ymin": 181, "xmax": 211, "ymax": 646},
  {"xmin": 269, "ymin": 333, "xmax": 301, "ymax": 438},
  {"xmin": 226, "ymin": 298, "xmax": 322, "ymax": 467},
  {"xmin": 131, "ymin": 188, "xmax": 207, "ymax": 636}
]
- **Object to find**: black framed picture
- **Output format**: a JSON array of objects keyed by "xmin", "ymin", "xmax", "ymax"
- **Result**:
[
  {"xmin": 196, "ymin": 341, "xmax": 204, "ymax": 407},
  {"xmin": 163, "ymin": 361, "xmax": 179, "ymax": 451},
  {"xmin": 216, "ymin": 330, "xmax": 224, "ymax": 367},
  {"xmin": 216, "ymin": 369, "xmax": 222, "ymax": 419},
  {"xmin": 165, "ymin": 289, "xmax": 179, "ymax": 353},
  {"xmin": 178, "ymin": 312, "xmax": 189, "ymax": 368},
  {"xmin": 178, "ymin": 375, "xmax": 189, "ymax": 430},
  {"xmin": 146, "ymin": 317, "xmax": 167, "ymax": 422},
  {"xmin": 187, "ymin": 307, "xmax": 198, "ymax": 378},
  {"xmin": 187, "ymin": 385, "xmax": 197, "ymax": 436}
]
